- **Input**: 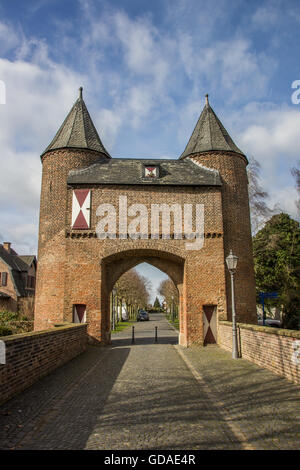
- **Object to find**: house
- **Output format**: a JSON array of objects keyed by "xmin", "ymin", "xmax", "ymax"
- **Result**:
[{"xmin": 0, "ymin": 242, "xmax": 37, "ymax": 317}]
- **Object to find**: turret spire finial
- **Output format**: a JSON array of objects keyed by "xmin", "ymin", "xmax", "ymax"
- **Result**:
[
  {"xmin": 179, "ymin": 93, "xmax": 246, "ymax": 159},
  {"xmin": 41, "ymin": 85, "xmax": 111, "ymax": 158}
]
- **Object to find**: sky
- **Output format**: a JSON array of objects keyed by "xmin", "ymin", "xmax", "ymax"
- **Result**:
[{"xmin": 0, "ymin": 0, "xmax": 300, "ymax": 300}]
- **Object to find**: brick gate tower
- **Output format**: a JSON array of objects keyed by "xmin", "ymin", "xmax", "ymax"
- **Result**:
[
  {"xmin": 34, "ymin": 89, "xmax": 257, "ymax": 346},
  {"xmin": 34, "ymin": 88, "xmax": 111, "ymax": 329},
  {"xmin": 180, "ymin": 95, "xmax": 257, "ymax": 324}
]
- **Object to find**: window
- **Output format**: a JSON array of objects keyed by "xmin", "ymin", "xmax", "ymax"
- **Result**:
[
  {"xmin": 143, "ymin": 165, "xmax": 159, "ymax": 179},
  {"xmin": 27, "ymin": 275, "xmax": 35, "ymax": 289},
  {"xmin": 73, "ymin": 304, "xmax": 86, "ymax": 323},
  {"xmin": 71, "ymin": 189, "xmax": 91, "ymax": 229},
  {"xmin": 1, "ymin": 272, "xmax": 7, "ymax": 286}
]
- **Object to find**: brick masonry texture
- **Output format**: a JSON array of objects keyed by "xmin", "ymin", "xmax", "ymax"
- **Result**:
[
  {"xmin": 218, "ymin": 321, "xmax": 300, "ymax": 384},
  {"xmin": 0, "ymin": 323, "xmax": 87, "ymax": 405},
  {"xmin": 189, "ymin": 152, "xmax": 257, "ymax": 325},
  {"xmin": 34, "ymin": 146, "xmax": 257, "ymax": 347},
  {"xmin": 1, "ymin": 316, "xmax": 300, "ymax": 450}
]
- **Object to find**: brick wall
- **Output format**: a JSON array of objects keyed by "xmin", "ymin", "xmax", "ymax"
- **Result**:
[
  {"xmin": 34, "ymin": 148, "xmax": 106, "ymax": 331},
  {"xmin": 35, "ymin": 146, "xmax": 256, "ymax": 347},
  {"xmin": 218, "ymin": 321, "xmax": 300, "ymax": 384},
  {"xmin": 34, "ymin": 147, "xmax": 229, "ymax": 347},
  {"xmin": 189, "ymin": 152, "xmax": 257, "ymax": 325},
  {"xmin": 0, "ymin": 323, "xmax": 87, "ymax": 405}
]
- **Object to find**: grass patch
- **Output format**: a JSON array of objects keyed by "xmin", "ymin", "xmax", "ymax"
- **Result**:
[
  {"xmin": 111, "ymin": 319, "xmax": 135, "ymax": 334},
  {"xmin": 166, "ymin": 314, "xmax": 179, "ymax": 331}
]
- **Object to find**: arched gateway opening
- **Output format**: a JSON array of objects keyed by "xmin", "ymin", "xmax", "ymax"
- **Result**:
[{"xmin": 100, "ymin": 249, "xmax": 184, "ymax": 346}]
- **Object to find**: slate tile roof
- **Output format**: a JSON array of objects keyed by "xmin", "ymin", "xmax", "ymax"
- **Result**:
[
  {"xmin": 180, "ymin": 95, "xmax": 246, "ymax": 160},
  {"xmin": 41, "ymin": 88, "xmax": 111, "ymax": 159},
  {"xmin": 67, "ymin": 157, "xmax": 221, "ymax": 187}
]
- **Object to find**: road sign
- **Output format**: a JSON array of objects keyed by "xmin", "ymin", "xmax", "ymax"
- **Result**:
[
  {"xmin": 258, "ymin": 292, "xmax": 279, "ymax": 326},
  {"xmin": 259, "ymin": 292, "xmax": 278, "ymax": 299}
]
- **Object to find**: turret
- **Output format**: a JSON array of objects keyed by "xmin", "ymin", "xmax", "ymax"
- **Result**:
[
  {"xmin": 41, "ymin": 87, "xmax": 110, "ymax": 160},
  {"xmin": 34, "ymin": 88, "xmax": 110, "ymax": 330},
  {"xmin": 180, "ymin": 95, "xmax": 256, "ymax": 324}
]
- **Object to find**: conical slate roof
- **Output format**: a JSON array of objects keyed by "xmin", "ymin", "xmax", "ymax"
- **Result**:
[
  {"xmin": 180, "ymin": 95, "xmax": 245, "ymax": 159},
  {"xmin": 41, "ymin": 88, "xmax": 111, "ymax": 158}
]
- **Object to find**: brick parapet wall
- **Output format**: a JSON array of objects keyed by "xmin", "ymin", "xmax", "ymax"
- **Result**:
[
  {"xmin": 0, "ymin": 323, "xmax": 87, "ymax": 405},
  {"xmin": 218, "ymin": 321, "xmax": 300, "ymax": 384}
]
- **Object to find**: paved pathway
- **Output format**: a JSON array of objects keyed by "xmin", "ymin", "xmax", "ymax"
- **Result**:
[{"xmin": 0, "ymin": 313, "xmax": 299, "ymax": 450}]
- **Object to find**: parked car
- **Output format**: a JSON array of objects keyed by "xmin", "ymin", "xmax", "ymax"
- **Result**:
[
  {"xmin": 137, "ymin": 310, "xmax": 149, "ymax": 321},
  {"xmin": 257, "ymin": 315, "xmax": 282, "ymax": 328}
]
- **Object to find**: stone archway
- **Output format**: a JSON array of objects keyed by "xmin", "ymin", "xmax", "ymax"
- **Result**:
[{"xmin": 99, "ymin": 249, "xmax": 185, "ymax": 346}]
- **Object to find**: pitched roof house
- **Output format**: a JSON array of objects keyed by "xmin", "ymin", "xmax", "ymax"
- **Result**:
[{"xmin": 0, "ymin": 242, "xmax": 36, "ymax": 314}]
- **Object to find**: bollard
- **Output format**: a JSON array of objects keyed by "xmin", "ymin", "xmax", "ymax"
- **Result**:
[
  {"xmin": 155, "ymin": 326, "xmax": 158, "ymax": 343},
  {"xmin": 131, "ymin": 326, "xmax": 135, "ymax": 344}
]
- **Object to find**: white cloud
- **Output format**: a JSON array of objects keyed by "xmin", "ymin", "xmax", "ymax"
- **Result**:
[
  {"xmin": 177, "ymin": 36, "xmax": 277, "ymax": 102},
  {"xmin": 0, "ymin": 21, "xmax": 20, "ymax": 55},
  {"xmin": 268, "ymin": 186, "xmax": 299, "ymax": 219},
  {"xmin": 232, "ymin": 102, "xmax": 300, "ymax": 220},
  {"xmin": 239, "ymin": 104, "xmax": 300, "ymax": 162},
  {"xmin": 252, "ymin": 3, "xmax": 280, "ymax": 29},
  {"xmin": 0, "ymin": 38, "xmax": 86, "ymax": 253},
  {"xmin": 0, "ymin": 1, "xmax": 298, "ymax": 257}
]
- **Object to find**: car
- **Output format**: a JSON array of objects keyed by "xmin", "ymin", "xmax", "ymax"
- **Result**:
[
  {"xmin": 137, "ymin": 310, "xmax": 149, "ymax": 321},
  {"xmin": 257, "ymin": 316, "xmax": 282, "ymax": 328}
]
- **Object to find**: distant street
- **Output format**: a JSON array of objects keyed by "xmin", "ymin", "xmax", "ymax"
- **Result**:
[{"xmin": 0, "ymin": 313, "xmax": 299, "ymax": 450}]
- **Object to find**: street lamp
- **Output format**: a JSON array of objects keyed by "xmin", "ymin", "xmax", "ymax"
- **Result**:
[
  {"xmin": 226, "ymin": 250, "xmax": 239, "ymax": 359},
  {"xmin": 112, "ymin": 287, "xmax": 117, "ymax": 331},
  {"xmin": 172, "ymin": 295, "xmax": 175, "ymax": 322}
]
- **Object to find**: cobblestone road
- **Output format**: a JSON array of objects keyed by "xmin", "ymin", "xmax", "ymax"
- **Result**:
[{"xmin": 0, "ymin": 313, "xmax": 299, "ymax": 450}]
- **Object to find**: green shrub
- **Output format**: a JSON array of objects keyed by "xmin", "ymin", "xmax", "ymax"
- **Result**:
[
  {"xmin": 20, "ymin": 315, "xmax": 29, "ymax": 321},
  {"xmin": 0, "ymin": 325, "xmax": 13, "ymax": 336},
  {"xmin": 0, "ymin": 310, "xmax": 19, "ymax": 323}
]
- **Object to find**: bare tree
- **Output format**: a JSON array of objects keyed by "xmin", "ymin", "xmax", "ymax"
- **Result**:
[
  {"xmin": 115, "ymin": 268, "xmax": 151, "ymax": 314},
  {"xmin": 158, "ymin": 279, "xmax": 178, "ymax": 309},
  {"xmin": 247, "ymin": 156, "xmax": 275, "ymax": 233},
  {"xmin": 291, "ymin": 161, "xmax": 300, "ymax": 216}
]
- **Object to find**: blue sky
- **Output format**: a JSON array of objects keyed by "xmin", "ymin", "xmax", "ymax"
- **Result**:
[{"xmin": 0, "ymin": 0, "xmax": 300, "ymax": 299}]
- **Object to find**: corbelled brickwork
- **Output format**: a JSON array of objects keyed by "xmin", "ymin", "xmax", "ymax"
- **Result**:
[
  {"xmin": 218, "ymin": 321, "xmax": 300, "ymax": 384},
  {"xmin": 0, "ymin": 323, "xmax": 87, "ymax": 405}
]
